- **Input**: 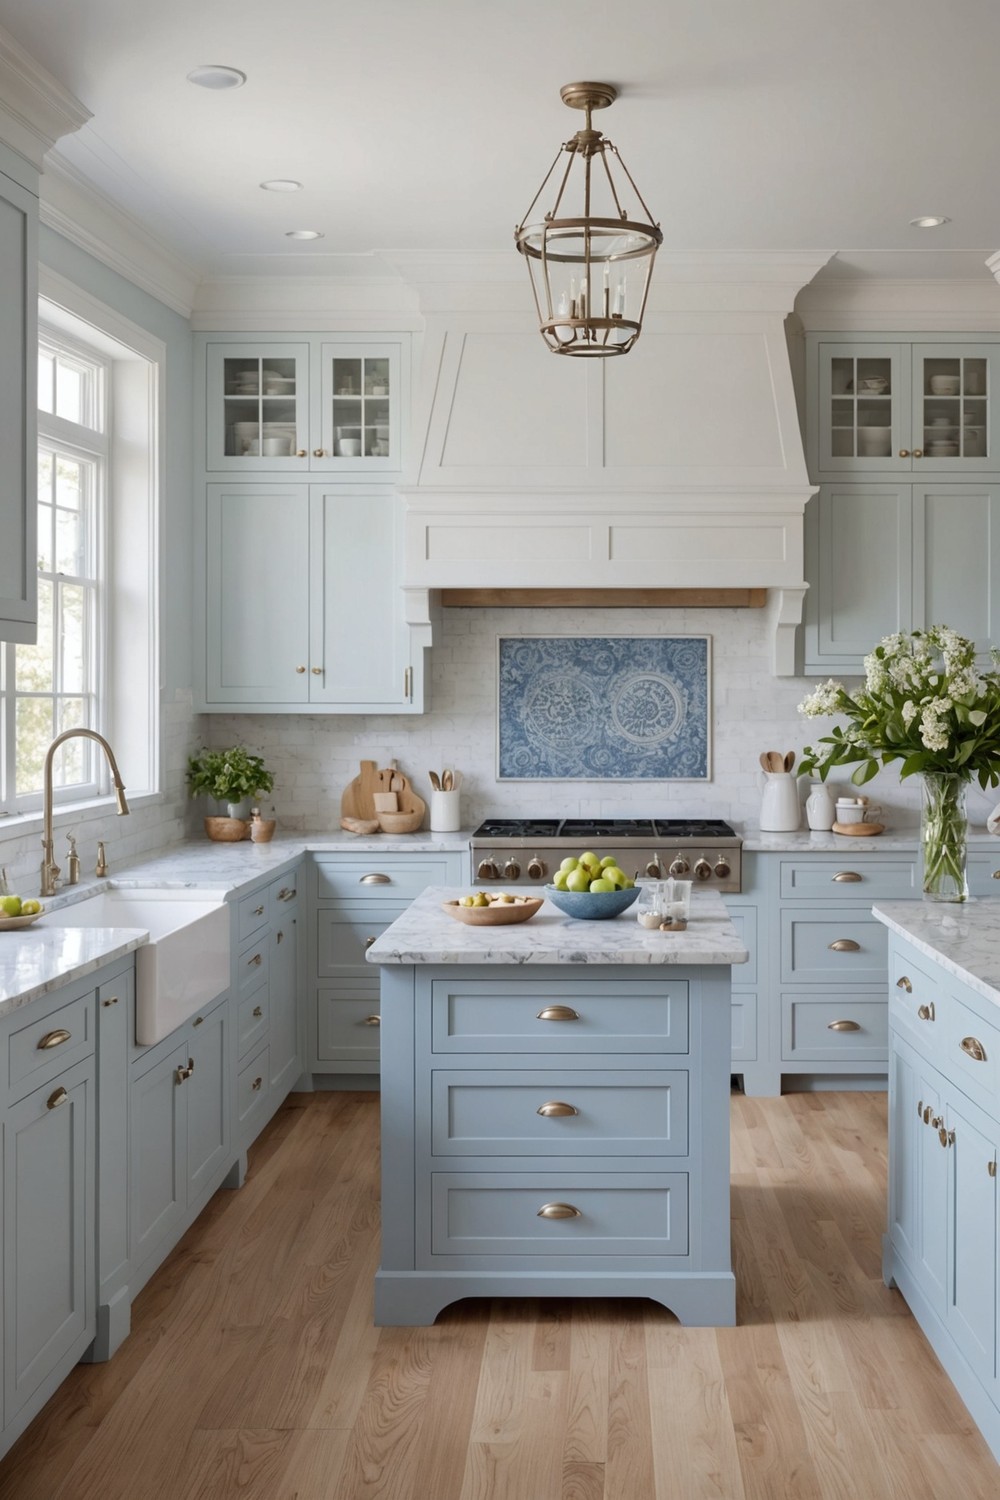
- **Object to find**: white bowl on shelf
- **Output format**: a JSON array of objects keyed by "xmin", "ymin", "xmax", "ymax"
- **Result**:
[
  {"xmin": 929, "ymin": 375, "xmax": 960, "ymax": 395},
  {"xmin": 857, "ymin": 426, "xmax": 891, "ymax": 457}
]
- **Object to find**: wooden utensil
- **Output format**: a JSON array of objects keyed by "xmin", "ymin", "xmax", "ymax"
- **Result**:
[
  {"xmin": 783, "ymin": 751, "xmax": 796, "ymax": 773},
  {"xmin": 428, "ymin": 770, "xmax": 442, "ymax": 791},
  {"xmin": 442, "ymin": 769, "xmax": 454, "ymax": 791},
  {"xmin": 759, "ymin": 752, "xmax": 772, "ymax": 774}
]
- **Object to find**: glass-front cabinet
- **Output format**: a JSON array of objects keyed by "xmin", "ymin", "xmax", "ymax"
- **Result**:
[
  {"xmin": 203, "ymin": 336, "xmax": 405, "ymax": 475},
  {"xmin": 813, "ymin": 339, "xmax": 998, "ymax": 475}
]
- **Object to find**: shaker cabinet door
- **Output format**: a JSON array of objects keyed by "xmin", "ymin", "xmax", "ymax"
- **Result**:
[
  {"xmin": 0, "ymin": 168, "xmax": 38, "ymax": 644},
  {"xmin": 912, "ymin": 484, "xmax": 1000, "ymax": 646},
  {"xmin": 803, "ymin": 482, "xmax": 912, "ymax": 671}
]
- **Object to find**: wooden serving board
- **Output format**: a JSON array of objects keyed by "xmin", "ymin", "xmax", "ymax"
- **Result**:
[
  {"xmin": 832, "ymin": 821, "xmax": 885, "ymax": 836},
  {"xmin": 341, "ymin": 760, "xmax": 426, "ymax": 828}
]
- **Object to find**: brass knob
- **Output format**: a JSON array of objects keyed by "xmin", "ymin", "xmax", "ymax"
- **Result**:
[
  {"xmin": 833, "ymin": 871, "xmax": 863, "ymax": 883},
  {"xmin": 536, "ymin": 1202, "xmax": 582, "ymax": 1220},
  {"xmin": 37, "ymin": 1029, "xmax": 71, "ymax": 1050},
  {"xmin": 295, "ymin": 665, "xmax": 306, "ymax": 673},
  {"xmin": 101, "ymin": 995, "xmax": 119, "ymax": 1007},
  {"xmin": 363, "ymin": 1015, "xmax": 381, "ymax": 1027},
  {"xmin": 252, "ymin": 1005, "xmax": 263, "ymax": 1018},
  {"xmin": 713, "ymin": 858, "xmax": 731, "ymax": 879},
  {"xmin": 527, "ymin": 858, "xmax": 546, "ymax": 881},
  {"xmin": 899, "ymin": 448, "xmax": 910, "ymax": 457},
  {"xmin": 917, "ymin": 1003, "xmax": 935, "ymax": 1022},
  {"xmin": 828, "ymin": 939, "xmax": 860, "ymax": 952},
  {"xmin": 364, "ymin": 936, "xmax": 376, "ymax": 949},
  {"xmin": 669, "ymin": 856, "xmax": 689, "ymax": 877},
  {"xmin": 693, "ymin": 858, "xmax": 712, "ymax": 881},
  {"xmin": 360, "ymin": 873, "xmax": 391, "ymax": 885},
  {"xmin": 295, "ymin": 448, "xmax": 308, "ymax": 457},
  {"xmin": 311, "ymin": 666, "xmax": 322, "ymax": 675},
  {"xmin": 913, "ymin": 448, "xmax": 923, "ymax": 458},
  {"xmin": 503, "ymin": 859, "xmax": 521, "ymax": 880},
  {"xmin": 645, "ymin": 858, "xmax": 663, "ymax": 879},
  {"xmin": 247, "ymin": 952, "xmax": 262, "ymax": 967},
  {"xmin": 896, "ymin": 975, "xmax": 912, "ymax": 993},
  {"xmin": 536, "ymin": 1005, "xmax": 580, "ymax": 1021},
  {"xmin": 828, "ymin": 1019, "xmax": 861, "ymax": 1032},
  {"xmin": 960, "ymin": 1035, "xmax": 987, "ymax": 1062},
  {"xmin": 536, "ymin": 1100, "xmax": 579, "ymax": 1117},
  {"xmin": 313, "ymin": 448, "xmax": 325, "ymax": 457},
  {"xmin": 47, "ymin": 1086, "xmax": 69, "ymax": 1110},
  {"xmin": 252, "ymin": 1076, "xmax": 263, "ymax": 1091}
]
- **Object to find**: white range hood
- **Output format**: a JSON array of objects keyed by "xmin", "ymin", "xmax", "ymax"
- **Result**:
[{"xmin": 395, "ymin": 252, "xmax": 832, "ymax": 674}]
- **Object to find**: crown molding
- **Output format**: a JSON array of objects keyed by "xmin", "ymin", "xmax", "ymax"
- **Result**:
[
  {"xmin": 0, "ymin": 24, "xmax": 89, "ymax": 170},
  {"xmin": 190, "ymin": 273, "xmax": 422, "ymax": 330},
  {"xmin": 39, "ymin": 154, "xmax": 200, "ymax": 318},
  {"xmin": 796, "ymin": 273, "xmax": 1000, "ymax": 331}
]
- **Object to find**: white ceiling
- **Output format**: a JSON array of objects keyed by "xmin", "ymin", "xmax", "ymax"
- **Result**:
[{"xmin": 4, "ymin": 0, "xmax": 1000, "ymax": 284}]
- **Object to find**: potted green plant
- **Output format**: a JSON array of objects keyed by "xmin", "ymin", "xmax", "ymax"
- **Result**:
[{"xmin": 187, "ymin": 746, "xmax": 275, "ymax": 829}]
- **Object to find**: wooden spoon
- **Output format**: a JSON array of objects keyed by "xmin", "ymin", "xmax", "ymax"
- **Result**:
[
  {"xmin": 442, "ymin": 769, "xmax": 454, "ymax": 791},
  {"xmin": 428, "ymin": 770, "xmax": 441, "ymax": 791},
  {"xmin": 759, "ymin": 752, "xmax": 772, "ymax": 774},
  {"xmin": 783, "ymin": 750, "xmax": 796, "ymax": 773},
  {"xmin": 766, "ymin": 750, "xmax": 785, "ymax": 773}
]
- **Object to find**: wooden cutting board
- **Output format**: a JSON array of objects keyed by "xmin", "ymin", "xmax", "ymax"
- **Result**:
[{"xmin": 341, "ymin": 760, "xmax": 426, "ymax": 822}]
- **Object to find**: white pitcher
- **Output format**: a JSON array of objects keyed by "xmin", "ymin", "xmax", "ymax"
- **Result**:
[
  {"xmin": 760, "ymin": 771, "xmax": 801, "ymax": 832},
  {"xmin": 805, "ymin": 780, "xmax": 836, "ymax": 831}
]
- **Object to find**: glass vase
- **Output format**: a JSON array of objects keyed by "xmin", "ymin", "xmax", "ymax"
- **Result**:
[{"xmin": 920, "ymin": 772, "xmax": 969, "ymax": 902}]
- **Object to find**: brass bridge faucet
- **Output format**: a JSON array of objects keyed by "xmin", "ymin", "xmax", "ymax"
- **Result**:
[{"xmin": 40, "ymin": 729, "xmax": 130, "ymax": 896}]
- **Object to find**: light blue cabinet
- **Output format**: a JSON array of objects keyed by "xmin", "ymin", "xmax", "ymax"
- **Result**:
[
  {"xmin": 233, "ymin": 871, "xmax": 303, "ymax": 1146},
  {"xmin": 0, "ymin": 150, "xmax": 38, "ymax": 645}
]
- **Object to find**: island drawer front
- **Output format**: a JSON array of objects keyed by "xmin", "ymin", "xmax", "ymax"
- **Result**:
[
  {"xmin": 966, "ymin": 853, "xmax": 1000, "ymax": 898},
  {"xmin": 237, "ymin": 988, "xmax": 269, "ymax": 1060},
  {"xmin": 778, "ymin": 857, "xmax": 917, "ymax": 901},
  {"xmin": 314, "ymin": 856, "xmax": 458, "ymax": 903},
  {"xmin": 430, "ymin": 979, "xmax": 689, "ymax": 1055},
  {"xmin": 941, "ymin": 993, "xmax": 1000, "ymax": 1108},
  {"xmin": 731, "ymin": 991, "xmax": 758, "ymax": 1062},
  {"xmin": 316, "ymin": 992, "xmax": 382, "ymax": 1063},
  {"xmin": 237, "ymin": 1046, "xmax": 269, "ymax": 1130},
  {"xmin": 428, "ymin": 1172, "xmax": 689, "ymax": 1257},
  {"xmin": 8, "ymin": 992, "xmax": 95, "ymax": 1098},
  {"xmin": 779, "ymin": 908, "xmax": 888, "ymax": 985},
  {"xmin": 889, "ymin": 948, "xmax": 945, "ymax": 1044},
  {"xmin": 315, "ymin": 903, "xmax": 407, "ymax": 981},
  {"xmin": 237, "ymin": 937, "xmax": 269, "ymax": 1002},
  {"xmin": 781, "ymin": 994, "xmax": 888, "ymax": 1061},
  {"xmin": 236, "ymin": 888, "xmax": 270, "ymax": 944},
  {"xmin": 430, "ymin": 1070, "xmax": 689, "ymax": 1157}
]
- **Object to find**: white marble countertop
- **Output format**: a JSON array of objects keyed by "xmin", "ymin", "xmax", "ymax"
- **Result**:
[
  {"xmin": 740, "ymin": 825, "xmax": 998, "ymax": 853},
  {"xmin": 365, "ymin": 887, "xmax": 749, "ymax": 966},
  {"xmin": 0, "ymin": 928, "xmax": 148, "ymax": 1014},
  {"xmin": 873, "ymin": 899, "xmax": 1000, "ymax": 1010}
]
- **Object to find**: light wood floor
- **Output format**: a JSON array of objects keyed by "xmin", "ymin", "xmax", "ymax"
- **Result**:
[{"xmin": 0, "ymin": 1089, "xmax": 998, "ymax": 1500}]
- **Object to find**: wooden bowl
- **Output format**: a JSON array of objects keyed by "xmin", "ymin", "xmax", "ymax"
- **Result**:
[
  {"xmin": 0, "ymin": 910, "xmax": 44, "ymax": 931},
  {"xmin": 442, "ymin": 896, "xmax": 543, "ymax": 926},
  {"xmin": 204, "ymin": 815, "xmax": 250, "ymax": 842},
  {"xmin": 377, "ymin": 810, "xmax": 424, "ymax": 834},
  {"xmin": 832, "ymin": 821, "xmax": 885, "ymax": 837}
]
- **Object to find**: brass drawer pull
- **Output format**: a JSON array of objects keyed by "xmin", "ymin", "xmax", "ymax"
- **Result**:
[
  {"xmin": 192, "ymin": 1016, "xmax": 204, "ymax": 1027},
  {"xmin": 537, "ymin": 1100, "xmax": 579, "ymax": 1118},
  {"xmin": 923, "ymin": 1105, "xmax": 934, "ymax": 1125},
  {"xmin": 828, "ymin": 939, "xmax": 860, "ymax": 952},
  {"xmin": 536, "ymin": 1005, "xmax": 580, "ymax": 1022},
  {"xmin": 175, "ymin": 1058, "xmax": 195, "ymax": 1084},
  {"xmin": 364, "ymin": 936, "xmax": 376, "ymax": 950},
  {"xmin": 277, "ymin": 887, "xmax": 296, "ymax": 901},
  {"xmin": 917, "ymin": 1097, "xmax": 924, "ymax": 1118},
  {"xmin": 252, "ymin": 1076, "xmax": 263, "ymax": 1091},
  {"xmin": 252, "ymin": 1005, "xmax": 263, "ymax": 1019},
  {"xmin": 101, "ymin": 995, "xmax": 119, "ymax": 1008},
  {"xmin": 247, "ymin": 952, "xmax": 263, "ymax": 967},
  {"xmin": 360, "ymin": 873, "xmax": 391, "ymax": 885},
  {"xmin": 939, "ymin": 1126, "xmax": 955, "ymax": 1148},
  {"xmin": 363, "ymin": 1014, "xmax": 381, "ymax": 1027},
  {"xmin": 828, "ymin": 1019, "xmax": 861, "ymax": 1032},
  {"xmin": 253, "ymin": 904, "xmax": 265, "ymax": 916},
  {"xmin": 47, "ymin": 1086, "xmax": 68, "ymax": 1110},
  {"xmin": 917, "ymin": 1003, "xmax": 935, "ymax": 1022},
  {"xmin": 832, "ymin": 871, "xmax": 863, "ymax": 883},
  {"xmin": 989, "ymin": 1160, "xmax": 997, "ymax": 1178},
  {"xmin": 896, "ymin": 976, "xmax": 912, "ymax": 993},
  {"xmin": 960, "ymin": 1036, "xmax": 988, "ymax": 1062},
  {"xmin": 276, "ymin": 930, "xmax": 284, "ymax": 943},
  {"xmin": 537, "ymin": 1202, "xmax": 582, "ymax": 1220},
  {"xmin": 931, "ymin": 1114, "xmax": 943, "ymax": 1130},
  {"xmin": 37, "ymin": 1029, "xmax": 71, "ymax": 1050}
]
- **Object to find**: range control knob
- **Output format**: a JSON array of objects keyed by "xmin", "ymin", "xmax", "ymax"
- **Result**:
[
  {"xmin": 669, "ymin": 856, "xmax": 690, "ymax": 877},
  {"xmin": 476, "ymin": 857, "xmax": 499, "ymax": 881},
  {"xmin": 503, "ymin": 858, "xmax": 521, "ymax": 881},
  {"xmin": 645, "ymin": 856, "xmax": 663, "ymax": 878},
  {"xmin": 713, "ymin": 857, "xmax": 731, "ymax": 879},
  {"xmin": 527, "ymin": 857, "xmax": 547, "ymax": 881},
  {"xmin": 693, "ymin": 857, "xmax": 713, "ymax": 881}
]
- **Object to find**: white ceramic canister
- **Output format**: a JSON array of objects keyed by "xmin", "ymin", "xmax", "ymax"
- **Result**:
[
  {"xmin": 429, "ymin": 789, "xmax": 461, "ymax": 832},
  {"xmin": 805, "ymin": 780, "xmax": 836, "ymax": 831},
  {"xmin": 760, "ymin": 771, "xmax": 801, "ymax": 832}
]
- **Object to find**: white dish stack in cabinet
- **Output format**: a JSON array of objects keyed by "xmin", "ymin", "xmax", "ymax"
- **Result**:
[{"xmin": 802, "ymin": 335, "xmax": 1000, "ymax": 675}]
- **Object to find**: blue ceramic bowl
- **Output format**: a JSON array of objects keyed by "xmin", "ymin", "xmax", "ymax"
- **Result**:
[{"xmin": 543, "ymin": 884, "xmax": 640, "ymax": 921}]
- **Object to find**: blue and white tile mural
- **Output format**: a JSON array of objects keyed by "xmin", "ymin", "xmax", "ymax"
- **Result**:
[{"xmin": 497, "ymin": 636, "xmax": 711, "ymax": 781}]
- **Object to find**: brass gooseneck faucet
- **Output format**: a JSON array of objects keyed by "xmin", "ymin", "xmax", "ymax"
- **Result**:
[{"xmin": 40, "ymin": 729, "xmax": 130, "ymax": 896}]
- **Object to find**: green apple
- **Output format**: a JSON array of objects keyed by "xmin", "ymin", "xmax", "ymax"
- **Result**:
[
  {"xmin": 621, "ymin": 877, "xmax": 635, "ymax": 889},
  {"xmin": 0, "ymin": 895, "xmax": 22, "ymax": 917},
  {"xmin": 566, "ymin": 867, "xmax": 591, "ymax": 892},
  {"xmin": 559, "ymin": 856, "xmax": 579, "ymax": 873},
  {"xmin": 20, "ymin": 899, "xmax": 41, "ymax": 915},
  {"xmin": 599, "ymin": 855, "xmax": 618, "ymax": 869},
  {"xmin": 603, "ymin": 866, "xmax": 627, "ymax": 887},
  {"xmin": 552, "ymin": 869, "xmax": 570, "ymax": 890},
  {"xmin": 589, "ymin": 878, "xmax": 614, "ymax": 893},
  {"xmin": 579, "ymin": 851, "xmax": 600, "ymax": 869}
]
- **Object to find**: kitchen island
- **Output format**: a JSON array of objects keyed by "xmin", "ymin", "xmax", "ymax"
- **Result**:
[{"xmin": 366, "ymin": 887, "xmax": 748, "ymax": 1327}]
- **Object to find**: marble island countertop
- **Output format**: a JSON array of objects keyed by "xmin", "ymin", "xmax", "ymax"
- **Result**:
[
  {"xmin": 873, "ymin": 899, "xmax": 1000, "ymax": 1011},
  {"xmin": 366, "ymin": 887, "xmax": 749, "ymax": 966}
]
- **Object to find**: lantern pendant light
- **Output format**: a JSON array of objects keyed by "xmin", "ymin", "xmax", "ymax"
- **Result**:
[{"xmin": 515, "ymin": 82, "xmax": 662, "ymax": 357}]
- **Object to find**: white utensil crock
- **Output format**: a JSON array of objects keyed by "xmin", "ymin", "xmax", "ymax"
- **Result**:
[
  {"xmin": 760, "ymin": 772, "xmax": 801, "ymax": 832},
  {"xmin": 429, "ymin": 789, "xmax": 461, "ymax": 832}
]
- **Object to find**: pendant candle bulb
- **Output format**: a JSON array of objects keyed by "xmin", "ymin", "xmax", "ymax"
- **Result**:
[{"xmin": 515, "ymin": 81, "xmax": 662, "ymax": 357}]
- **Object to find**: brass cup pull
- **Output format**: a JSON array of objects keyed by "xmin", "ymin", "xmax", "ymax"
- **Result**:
[
  {"xmin": 364, "ymin": 936, "xmax": 376, "ymax": 949},
  {"xmin": 47, "ymin": 1086, "xmax": 68, "ymax": 1110},
  {"xmin": 828, "ymin": 1019, "xmax": 861, "ymax": 1032},
  {"xmin": 252, "ymin": 1005, "xmax": 263, "ymax": 1019},
  {"xmin": 930, "ymin": 1112, "xmax": 942, "ymax": 1129},
  {"xmin": 960, "ymin": 1035, "xmax": 988, "ymax": 1062},
  {"xmin": 536, "ymin": 1005, "xmax": 580, "ymax": 1022},
  {"xmin": 536, "ymin": 1100, "xmax": 579, "ymax": 1118},
  {"xmin": 896, "ymin": 976, "xmax": 912, "ymax": 993},
  {"xmin": 536, "ymin": 1202, "xmax": 582, "ymax": 1220},
  {"xmin": 363, "ymin": 1014, "xmax": 381, "ymax": 1027},
  {"xmin": 828, "ymin": 939, "xmax": 861, "ymax": 952},
  {"xmin": 252, "ymin": 1076, "xmax": 263, "ymax": 1091},
  {"xmin": 992, "ymin": 870, "xmax": 1000, "ymax": 880},
  {"xmin": 939, "ymin": 1126, "xmax": 955, "ymax": 1148},
  {"xmin": 247, "ymin": 952, "xmax": 263, "ymax": 967},
  {"xmin": 832, "ymin": 871, "xmax": 863, "ymax": 883},
  {"xmin": 917, "ymin": 1097, "xmax": 924, "ymax": 1118},
  {"xmin": 360, "ymin": 873, "xmax": 391, "ymax": 885},
  {"xmin": 917, "ymin": 1003, "xmax": 935, "ymax": 1022},
  {"xmin": 101, "ymin": 995, "xmax": 119, "ymax": 1008},
  {"xmin": 37, "ymin": 1028, "xmax": 71, "ymax": 1050}
]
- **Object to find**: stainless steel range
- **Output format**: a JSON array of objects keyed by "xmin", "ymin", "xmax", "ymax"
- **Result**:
[{"xmin": 470, "ymin": 818, "xmax": 742, "ymax": 893}]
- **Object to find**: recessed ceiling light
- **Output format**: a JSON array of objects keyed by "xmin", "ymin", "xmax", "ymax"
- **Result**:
[
  {"xmin": 260, "ymin": 179, "xmax": 302, "ymax": 192},
  {"xmin": 285, "ymin": 229, "xmax": 324, "ymax": 240},
  {"xmin": 186, "ymin": 64, "xmax": 247, "ymax": 90},
  {"xmin": 909, "ymin": 215, "xmax": 950, "ymax": 229}
]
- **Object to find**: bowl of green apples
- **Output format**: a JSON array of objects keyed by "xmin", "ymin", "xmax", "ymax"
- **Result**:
[{"xmin": 544, "ymin": 851, "xmax": 639, "ymax": 921}]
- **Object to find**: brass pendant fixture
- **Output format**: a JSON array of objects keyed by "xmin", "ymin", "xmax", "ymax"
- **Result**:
[{"xmin": 515, "ymin": 82, "xmax": 662, "ymax": 357}]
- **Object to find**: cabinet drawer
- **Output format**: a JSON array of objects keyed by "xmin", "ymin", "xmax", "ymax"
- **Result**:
[
  {"xmin": 778, "ymin": 857, "xmax": 917, "ymax": 900},
  {"xmin": 236, "ymin": 888, "xmax": 270, "ymax": 943},
  {"xmin": 237, "ymin": 936, "xmax": 269, "ymax": 1001},
  {"xmin": 966, "ymin": 852, "xmax": 1000, "ymax": 898},
  {"xmin": 731, "ymin": 991, "xmax": 757, "ymax": 1062},
  {"xmin": 430, "ymin": 979, "xmax": 689, "ymax": 1055},
  {"xmin": 237, "ymin": 1047, "xmax": 269, "ymax": 1129},
  {"xmin": 429, "ymin": 1173, "xmax": 689, "ymax": 1257},
  {"xmin": 271, "ymin": 876, "xmax": 300, "ymax": 913},
  {"xmin": 941, "ymin": 995, "xmax": 1000, "ymax": 1109},
  {"xmin": 725, "ymin": 903, "xmax": 757, "ymax": 986},
  {"xmin": 8, "ymin": 992, "xmax": 95, "ymax": 1098},
  {"xmin": 781, "ymin": 994, "xmax": 888, "ymax": 1061},
  {"xmin": 316, "ymin": 993, "xmax": 382, "ymax": 1063},
  {"xmin": 314, "ymin": 855, "xmax": 458, "ymax": 902},
  {"xmin": 237, "ymin": 989, "xmax": 268, "ymax": 1059},
  {"xmin": 315, "ymin": 903, "xmax": 405, "ymax": 981},
  {"xmin": 780, "ymin": 907, "xmax": 888, "ymax": 985},
  {"xmin": 430, "ymin": 1070, "xmax": 689, "ymax": 1157},
  {"xmin": 889, "ymin": 949, "xmax": 945, "ymax": 1043}
]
